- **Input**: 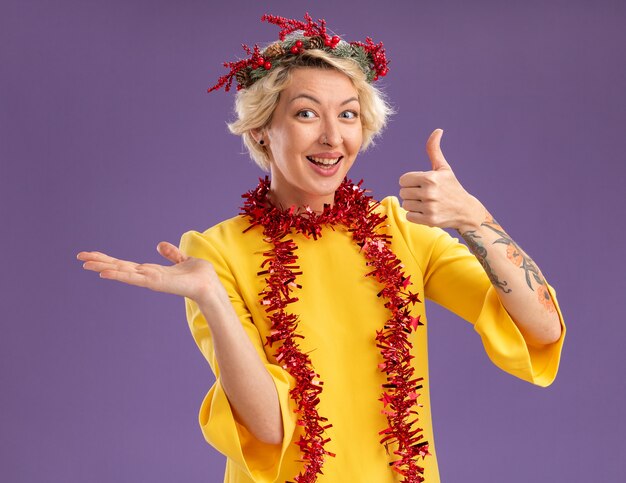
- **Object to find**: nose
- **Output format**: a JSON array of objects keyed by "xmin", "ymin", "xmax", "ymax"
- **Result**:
[{"xmin": 319, "ymin": 118, "xmax": 343, "ymax": 147}]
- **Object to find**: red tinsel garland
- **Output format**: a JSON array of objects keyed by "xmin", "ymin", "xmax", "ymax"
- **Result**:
[{"xmin": 240, "ymin": 177, "xmax": 430, "ymax": 482}]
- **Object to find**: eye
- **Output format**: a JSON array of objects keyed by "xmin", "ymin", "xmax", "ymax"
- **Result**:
[
  {"xmin": 296, "ymin": 109, "xmax": 316, "ymax": 119},
  {"xmin": 340, "ymin": 110, "xmax": 359, "ymax": 119}
]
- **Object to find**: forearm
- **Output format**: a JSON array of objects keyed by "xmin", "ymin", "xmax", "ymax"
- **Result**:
[
  {"xmin": 197, "ymin": 289, "xmax": 284, "ymax": 445},
  {"xmin": 397, "ymin": 130, "xmax": 561, "ymax": 347},
  {"xmin": 457, "ymin": 206, "xmax": 562, "ymax": 347}
]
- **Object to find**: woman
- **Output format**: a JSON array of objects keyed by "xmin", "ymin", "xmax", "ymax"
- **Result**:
[{"xmin": 77, "ymin": 14, "xmax": 565, "ymax": 483}]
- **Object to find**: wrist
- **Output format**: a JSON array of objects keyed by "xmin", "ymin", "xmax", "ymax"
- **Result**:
[
  {"xmin": 195, "ymin": 285, "xmax": 227, "ymax": 310},
  {"xmin": 455, "ymin": 195, "xmax": 486, "ymax": 233},
  {"xmin": 191, "ymin": 270, "xmax": 229, "ymax": 309}
]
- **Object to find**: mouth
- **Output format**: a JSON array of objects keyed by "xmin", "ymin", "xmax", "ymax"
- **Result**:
[{"xmin": 306, "ymin": 155, "xmax": 343, "ymax": 168}]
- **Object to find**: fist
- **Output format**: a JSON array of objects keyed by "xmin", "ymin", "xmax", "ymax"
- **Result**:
[{"xmin": 398, "ymin": 129, "xmax": 484, "ymax": 231}]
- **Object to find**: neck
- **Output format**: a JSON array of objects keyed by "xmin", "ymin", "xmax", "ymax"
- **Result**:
[{"xmin": 268, "ymin": 179, "xmax": 336, "ymax": 214}]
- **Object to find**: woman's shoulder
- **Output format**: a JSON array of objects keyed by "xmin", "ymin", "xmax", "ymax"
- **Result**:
[
  {"xmin": 375, "ymin": 194, "xmax": 409, "ymax": 219},
  {"xmin": 195, "ymin": 213, "xmax": 250, "ymax": 239},
  {"xmin": 179, "ymin": 213, "xmax": 257, "ymax": 257}
]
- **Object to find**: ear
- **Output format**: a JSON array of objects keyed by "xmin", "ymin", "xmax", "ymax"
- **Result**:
[{"xmin": 250, "ymin": 128, "xmax": 265, "ymax": 145}]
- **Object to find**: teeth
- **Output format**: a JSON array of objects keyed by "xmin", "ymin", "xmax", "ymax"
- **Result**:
[{"xmin": 307, "ymin": 156, "xmax": 341, "ymax": 165}]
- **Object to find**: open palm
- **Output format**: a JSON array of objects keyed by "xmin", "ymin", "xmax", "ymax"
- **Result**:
[{"xmin": 77, "ymin": 241, "xmax": 216, "ymax": 303}]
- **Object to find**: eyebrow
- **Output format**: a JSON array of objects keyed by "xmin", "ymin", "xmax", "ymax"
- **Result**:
[{"xmin": 289, "ymin": 94, "xmax": 359, "ymax": 106}]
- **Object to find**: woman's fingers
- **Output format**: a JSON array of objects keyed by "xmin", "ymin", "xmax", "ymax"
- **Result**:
[
  {"xmin": 78, "ymin": 251, "xmax": 147, "ymax": 286},
  {"xmin": 78, "ymin": 248, "xmax": 178, "ymax": 287},
  {"xmin": 78, "ymin": 243, "xmax": 186, "ymax": 268},
  {"xmin": 92, "ymin": 259, "xmax": 164, "ymax": 289},
  {"xmin": 401, "ymin": 199, "xmax": 423, "ymax": 213},
  {"xmin": 81, "ymin": 260, "xmax": 114, "ymax": 272},
  {"xmin": 99, "ymin": 265, "xmax": 155, "ymax": 288},
  {"xmin": 82, "ymin": 259, "xmax": 137, "ymax": 273},
  {"xmin": 79, "ymin": 251, "xmax": 138, "ymax": 270},
  {"xmin": 76, "ymin": 245, "xmax": 204, "ymax": 297},
  {"xmin": 156, "ymin": 241, "xmax": 187, "ymax": 264},
  {"xmin": 77, "ymin": 251, "xmax": 116, "ymax": 262}
]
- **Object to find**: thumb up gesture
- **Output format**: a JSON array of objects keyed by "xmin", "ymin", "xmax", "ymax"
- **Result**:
[{"xmin": 399, "ymin": 129, "xmax": 485, "ymax": 232}]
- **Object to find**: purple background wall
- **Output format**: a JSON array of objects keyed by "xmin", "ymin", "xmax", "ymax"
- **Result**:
[{"xmin": 2, "ymin": 0, "xmax": 624, "ymax": 481}]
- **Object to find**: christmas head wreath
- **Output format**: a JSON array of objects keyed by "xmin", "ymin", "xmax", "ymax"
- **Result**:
[{"xmin": 207, "ymin": 13, "xmax": 390, "ymax": 92}]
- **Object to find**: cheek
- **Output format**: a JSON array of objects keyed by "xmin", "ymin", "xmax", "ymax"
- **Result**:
[
  {"xmin": 348, "ymin": 127, "xmax": 363, "ymax": 153},
  {"xmin": 271, "ymin": 124, "xmax": 302, "ymax": 152},
  {"xmin": 267, "ymin": 131, "xmax": 289, "ymax": 158}
]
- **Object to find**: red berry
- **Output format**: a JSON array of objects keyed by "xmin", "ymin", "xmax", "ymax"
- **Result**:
[
  {"xmin": 331, "ymin": 35, "xmax": 340, "ymax": 44},
  {"xmin": 295, "ymin": 40, "xmax": 303, "ymax": 48},
  {"xmin": 264, "ymin": 61, "xmax": 271, "ymax": 70},
  {"xmin": 324, "ymin": 38, "xmax": 332, "ymax": 46},
  {"xmin": 380, "ymin": 68, "xmax": 388, "ymax": 76},
  {"xmin": 257, "ymin": 57, "xmax": 264, "ymax": 65},
  {"xmin": 290, "ymin": 45, "xmax": 299, "ymax": 54}
]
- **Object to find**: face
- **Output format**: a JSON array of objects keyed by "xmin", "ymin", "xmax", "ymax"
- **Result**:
[{"xmin": 260, "ymin": 67, "xmax": 363, "ymax": 211}]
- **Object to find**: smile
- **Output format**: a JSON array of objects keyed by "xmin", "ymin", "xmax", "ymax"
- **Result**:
[{"xmin": 306, "ymin": 156, "xmax": 343, "ymax": 167}]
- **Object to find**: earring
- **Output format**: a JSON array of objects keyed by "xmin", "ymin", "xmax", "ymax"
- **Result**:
[{"xmin": 259, "ymin": 139, "xmax": 265, "ymax": 145}]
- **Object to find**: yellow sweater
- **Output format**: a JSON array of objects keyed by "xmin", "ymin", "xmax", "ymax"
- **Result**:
[{"xmin": 179, "ymin": 196, "xmax": 566, "ymax": 483}]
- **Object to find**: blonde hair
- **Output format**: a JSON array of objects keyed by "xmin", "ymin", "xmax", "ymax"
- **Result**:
[{"xmin": 227, "ymin": 48, "xmax": 394, "ymax": 171}]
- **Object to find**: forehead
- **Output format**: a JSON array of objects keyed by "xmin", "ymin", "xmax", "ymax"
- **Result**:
[{"xmin": 281, "ymin": 67, "xmax": 358, "ymax": 102}]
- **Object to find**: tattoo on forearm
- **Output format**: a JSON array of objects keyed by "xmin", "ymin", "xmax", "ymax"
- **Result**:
[
  {"xmin": 482, "ymin": 216, "xmax": 543, "ymax": 290},
  {"xmin": 460, "ymin": 230, "xmax": 512, "ymax": 293},
  {"xmin": 460, "ymin": 213, "xmax": 556, "ymax": 313}
]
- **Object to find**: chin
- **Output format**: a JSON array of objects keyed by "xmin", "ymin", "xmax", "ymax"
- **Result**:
[{"xmin": 309, "ymin": 178, "xmax": 344, "ymax": 195}]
